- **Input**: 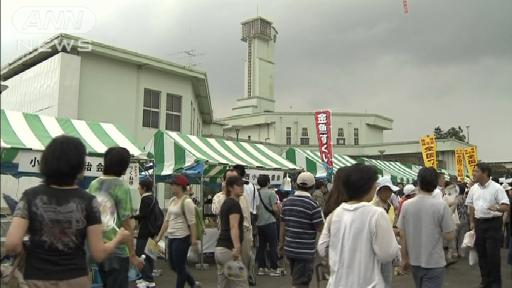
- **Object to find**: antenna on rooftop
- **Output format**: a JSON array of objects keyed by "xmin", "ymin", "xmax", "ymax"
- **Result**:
[{"xmin": 168, "ymin": 49, "xmax": 205, "ymax": 68}]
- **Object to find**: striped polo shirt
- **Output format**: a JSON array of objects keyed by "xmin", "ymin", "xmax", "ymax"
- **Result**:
[{"xmin": 281, "ymin": 191, "xmax": 324, "ymax": 259}]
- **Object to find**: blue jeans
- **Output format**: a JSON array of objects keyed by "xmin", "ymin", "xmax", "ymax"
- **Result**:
[
  {"xmin": 98, "ymin": 256, "xmax": 129, "ymax": 288},
  {"xmin": 136, "ymin": 238, "xmax": 155, "ymax": 282},
  {"xmin": 168, "ymin": 236, "xmax": 196, "ymax": 288},
  {"xmin": 411, "ymin": 266, "xmax": 445, "ymax": 288}
]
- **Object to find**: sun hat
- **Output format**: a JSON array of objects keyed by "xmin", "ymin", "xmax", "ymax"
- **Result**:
[
  {"xmin": 403, "ymin": 184, "xmax": 416, "ymax": 196},
  {"xmin": 376, "ymin": 176, "xmax": 399, "ymax": 192}
]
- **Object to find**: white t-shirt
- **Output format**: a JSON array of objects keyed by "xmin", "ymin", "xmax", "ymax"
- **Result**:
[
  {"xmin": 465, "ymin": 180, "xmax": 510, "ymax": 219},
  {"xmin": 317, "ymin": 202, "xmax": 400, "ymax": 288},
  {"xmin": 432, "ymin": 188, "xmax": 444, "ymax": 201},
  {"xmin": 244, "ymin": 183, "xmax": 260, "ymax": 214},
  {"xmin": 165, "ymin": 196, "xmax": 195, "ymax": 239}
]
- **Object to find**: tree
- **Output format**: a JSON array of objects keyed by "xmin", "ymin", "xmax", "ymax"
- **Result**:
[{"xmin": 433, "ymin": 126, "xmax": 466, "ymax": 142}]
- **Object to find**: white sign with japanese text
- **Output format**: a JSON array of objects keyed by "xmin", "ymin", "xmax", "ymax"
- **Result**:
[
  {"xmin": 17, "ymin": 151, "xmax": 138, "ymax": 187},
  {"xmin": 245, "ymin": 169, "xmax": 284, "ymax": 187}
]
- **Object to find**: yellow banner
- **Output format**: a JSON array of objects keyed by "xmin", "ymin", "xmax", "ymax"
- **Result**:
[
  {"xmin": 420, "ymin": 135, "xmax": 437, "ymax": 169},
  {"xmin": 464, "ymin": 146, "xmax": 478, "ymax": 176},
  {"xmin": 455, "ymin": 148, "xmax": 465, "ymax": 182}
]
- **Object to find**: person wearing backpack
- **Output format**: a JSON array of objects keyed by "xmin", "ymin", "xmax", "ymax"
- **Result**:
[
  {"xmin": 133, "ymin": 177, "xmax": 163, "ymax": 288},
  {"xmin": 155, "ymin": 175, "xmax": 201, "ymax": 288}
]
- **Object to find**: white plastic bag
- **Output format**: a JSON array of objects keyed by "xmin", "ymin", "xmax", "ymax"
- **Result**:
[
  {"xmin": 468, "ymin": 249, "xmax": 478, "ymax": 266},
  {"xmin": 187, "ymin": 245, "xmax": 199, "ymax": 264},
  {"xmin": 461, "ymin": 231, "xmax": 475, "ymax": 249}
]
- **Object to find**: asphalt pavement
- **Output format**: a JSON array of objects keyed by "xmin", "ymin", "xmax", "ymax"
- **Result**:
[{"xmin": 146, "ymin": 250, "xmax": 512, "ymax": 288}]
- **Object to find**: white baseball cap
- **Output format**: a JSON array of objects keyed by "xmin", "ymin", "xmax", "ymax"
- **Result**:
[
  {"xmin": 297, "ymin": 172, "xmax": 315, "ymax": 188},
  {"xmin": 376, "ymin": 176, "xmax": 399, "ymax": 192},
  {"xmin": 403, "ymin": 184, "xmax": 416, "ymax": 196}
]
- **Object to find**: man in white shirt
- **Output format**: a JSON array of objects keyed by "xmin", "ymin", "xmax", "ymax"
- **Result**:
[
  {"xmin": 466, "ymin": 163, "xmax": 510, "ymax": 288},
  {"xmin": 432, "ymin": 172, "xmax": 445, "ymax": 201}
]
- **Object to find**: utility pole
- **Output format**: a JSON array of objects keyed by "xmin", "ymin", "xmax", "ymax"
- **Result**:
[{"xmin": 378, "ymin": 150, "xmax": 386, "ymax": 161}]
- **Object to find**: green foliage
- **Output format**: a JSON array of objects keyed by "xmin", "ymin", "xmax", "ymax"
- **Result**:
[{"xmin": 433, "ymin": 126, "xmax": 467, "ymax": 142}]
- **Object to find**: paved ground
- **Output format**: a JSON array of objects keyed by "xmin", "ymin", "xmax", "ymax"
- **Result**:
[{"xmin": 148, "ymin": 250, "xmax": 512, "ymax": 287}]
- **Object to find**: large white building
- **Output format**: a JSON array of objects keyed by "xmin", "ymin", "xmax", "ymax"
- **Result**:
[
  {"xmin": 218, "ymin": 16, "xmax": 472, "ymax": 172},
  {"xmin": 1, "ymin": 33, "xmax": 214, "ymax": 147},
  {"xmin": 0, "ymin": 34, "xmax": 217, "ymax": 208}
]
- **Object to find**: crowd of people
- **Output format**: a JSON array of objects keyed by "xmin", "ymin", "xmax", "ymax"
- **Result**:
[{"xmin": 4, "ymin": 135, "xmax": 512, "ymax": 288}]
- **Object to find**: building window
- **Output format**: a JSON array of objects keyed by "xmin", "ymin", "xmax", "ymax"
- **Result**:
[
  {"xmin": 286, "ymin": 127, "xmax": 292, "ymax": 145},
  {"xmin": 300, "ymin": 137, "xmax": 309, "ymax": 145},
  {"xmin": 166, "ymin": 94, "xmax": 181, "ymax": 132},
  {"xmin": 301, "ymin": 127, "xmax": 308, "ymax": 137},
  {"xmin": 354, "ymin": 128, "xmax": 359, "ymax": 145},
  {"xmin": 248, "ymin": 135, "xmax": 251, "ymax": 141},
  {"xmin": 337, "ymin": 138, "xmax": 346, "ymax": 145},
  {"xmin": 143, "ymin": 88, "xmax": 160, "ymax": 129},
  {"xmin": 338, "ymin": 128, "xmax": 344, "ymax": 137}
]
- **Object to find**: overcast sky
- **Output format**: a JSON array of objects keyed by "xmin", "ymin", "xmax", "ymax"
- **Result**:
[{"xmin": 1, "ymin": 0, "xmax": 511, "ymax": 162}]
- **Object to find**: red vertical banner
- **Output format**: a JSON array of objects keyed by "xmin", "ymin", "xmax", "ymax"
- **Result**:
[
  {"xmin": 403, "ymin": 0, "xmax": 409, "ymax": 14},
  {"xmin": 314, "ymin": 110, "xmax": 334, "ymax": 168}
]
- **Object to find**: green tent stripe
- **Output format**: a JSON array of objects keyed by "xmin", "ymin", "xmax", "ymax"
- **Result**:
[
  {"xmin": 1, "ymin": 148, "xmax": 19, "ymax": 163},
  {"xmin": 230, "ymin": 141, "xmax": 265, "ymax": 167},
  {"xmin": 22, "ymin": 114, "xmax": 54, "ymax": 147},
  {"xmin": 233, "ymin": 141, "xmax": 268, "ymax": 167},
  {"xmin": 174, "ymin": 134, "xmax": 212, "ymax": 163},
  {"xmin": 306, "ymin": 158, "xmax": 318, "ymax": 175},
  {"xmin": 88, "ymin": 122, "xmax": 118, "ymax": 149},
  {"xmin": 56, "ymin": 118, "xmax": 95, "ymax": 152},
  {"xmin": 174, "ymin": 141, "xmax": 186, "ymax": 170},
  {"xmin": 388, "ymin": 161, "xmax": 416, "ymax": 179},
  {"xmin": 246, "ymin": 143, "xmax": 283, "ymax": 168},
  {"xmin": 154, "ymin": 131, "xmax": 165, "ymax": 175},
  {"xmin": 197, "ymin": 137, "xmax": 238, "ymax": 166},
  {"xmin": 378, "ymin": 160, "xmax": 412, "ymax": 183},
  {"xmin": 216, "ymin": 139, "xmax": 251, "ymax": 166},
  {"xmin": 285, "ymin": 148, "xmax": 297, "ymax": 164},
  {"xmin": 0, "ymin": 110, "xmax": 26, "ymax": 149}
]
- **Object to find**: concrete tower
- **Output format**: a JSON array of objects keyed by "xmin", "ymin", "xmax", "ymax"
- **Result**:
[{"xmin": 232, "ymin": 17, "xmax": 277, "ymax": 115}]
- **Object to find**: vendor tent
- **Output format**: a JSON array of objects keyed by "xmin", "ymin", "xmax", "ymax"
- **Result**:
[
  {"xmin": 284, "ymin": 148, "xmax": 356, "ymax": 177},
  {"xmin": 145, "ymin": 130, "xmax": 298, "ymax": 180},
  {"xmin": 1, "ymin": 109, "xmax": 142, "ymax": 177},
  {"xmin": 361, "ymin": 158, "xmax": 417, "ymax": 184}
]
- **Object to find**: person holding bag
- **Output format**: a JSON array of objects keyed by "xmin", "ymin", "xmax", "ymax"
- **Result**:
[
  {"xmin": 154, "ymin": 175, "xmax": 200, "ymax": 288},
  {"xmin": 215, "ymin": 175, "xmax": 248, "ymax": 288},
  {"xmin": 255, "ymin": 175, "xmax": 281, "ymax": 277}
]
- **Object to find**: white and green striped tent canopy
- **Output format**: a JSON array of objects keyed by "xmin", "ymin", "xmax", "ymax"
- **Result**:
[
  {"xmin": 1, "ymin": 109, "xmax": 142, "ymax": 165},
  {"xmin": 284, "ymin": 148, "xmax": 356, "ymax": 177},
  {"xmin": 145, "ymin": 130, "xmax": 298, "ymax": 178},
  {"xmin": 361, "ymin": 158, "xmax": 417, "ymax": 184}
]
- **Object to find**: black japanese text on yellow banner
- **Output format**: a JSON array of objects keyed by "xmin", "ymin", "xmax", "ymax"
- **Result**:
[
  {"xmin": 464, "ymin": 146, "xmax": 478, "ymax": 176},
  {"xmin": 420, "ymin": 135, "xmax": 437, "ymax": 169},
  {"xmin": 455, "ymin": 148, "xmax": 465, "ymax": 182}
]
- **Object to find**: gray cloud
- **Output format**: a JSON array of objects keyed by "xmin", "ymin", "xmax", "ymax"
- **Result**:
[{"xmin": 1, "ymin": 0, "xmax": 511, "ymax": 161}]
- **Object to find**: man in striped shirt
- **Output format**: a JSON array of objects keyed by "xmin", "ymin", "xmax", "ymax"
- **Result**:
[{"xmin": 279, "ymin": 172, "xmax": 324, "ymax": 288}]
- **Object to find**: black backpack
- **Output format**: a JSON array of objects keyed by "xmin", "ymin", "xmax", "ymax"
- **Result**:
[{"xmin": 147, "ymin": 197, "xmax": 164, "ymax": 237}]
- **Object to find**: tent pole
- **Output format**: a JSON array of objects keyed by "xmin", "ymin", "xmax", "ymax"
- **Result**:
[{"xmin": 196, "ymin": 173, "xmax": 208, "ymax": 270}]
